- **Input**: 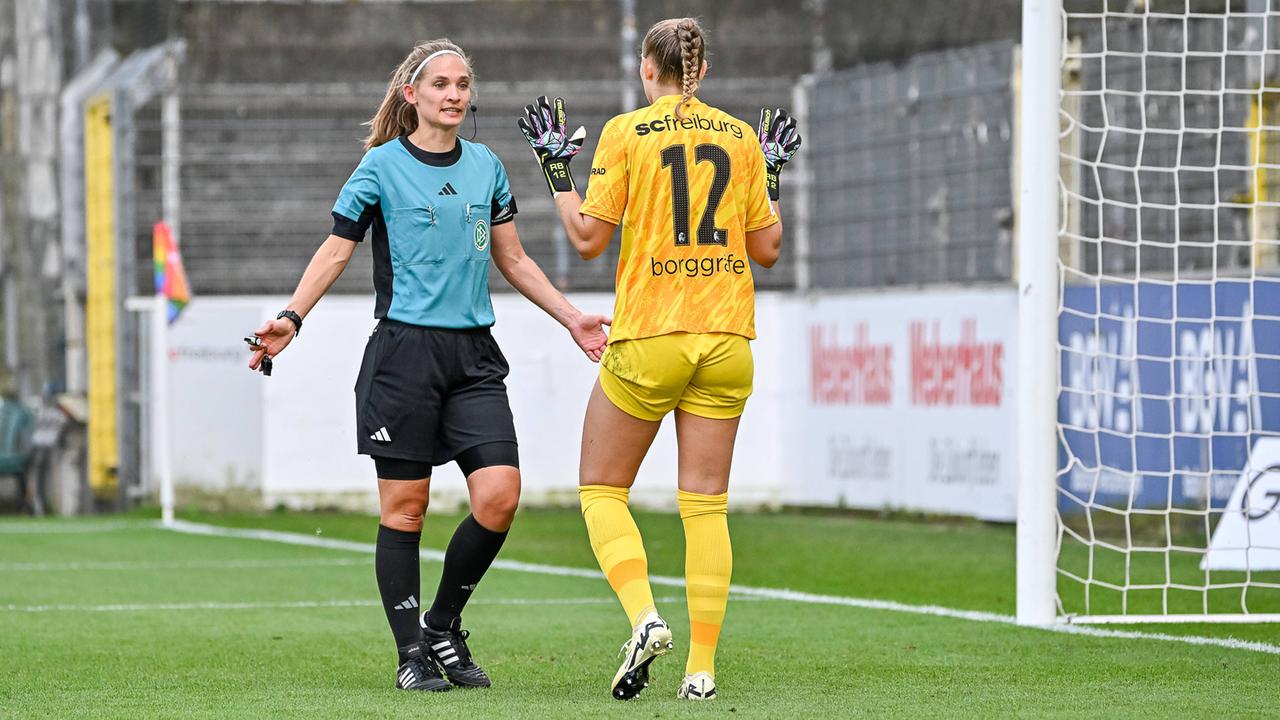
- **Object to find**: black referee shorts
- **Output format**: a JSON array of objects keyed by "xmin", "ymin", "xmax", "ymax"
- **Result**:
[{"xmin": 354, "ymin": 319, "xmax": 518, "ymax": 474}]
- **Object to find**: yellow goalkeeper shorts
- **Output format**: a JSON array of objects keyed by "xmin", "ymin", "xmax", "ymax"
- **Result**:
[{"xmin": 599, "ymin": 332, "xmax": 753, "ymax": 421}]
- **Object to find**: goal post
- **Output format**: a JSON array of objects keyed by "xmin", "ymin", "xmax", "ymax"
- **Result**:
[
  {"xmin": 1017, "ymin": 0, "xmax": 1063, "ymax": 626},
  {"xmin": 1020, "ymin": 0, "xmax": 1280, "ymax": 625}
]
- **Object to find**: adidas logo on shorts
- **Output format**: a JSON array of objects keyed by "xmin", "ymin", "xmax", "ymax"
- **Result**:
[{"xmin": 370, "ymin": 427, "xmax": 391, "ymax": 442}]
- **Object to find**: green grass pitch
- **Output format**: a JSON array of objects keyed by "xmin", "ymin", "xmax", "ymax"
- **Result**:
[{"xmin": 1, "ymin": 507, "xmax": 1277, "ymax": 719}]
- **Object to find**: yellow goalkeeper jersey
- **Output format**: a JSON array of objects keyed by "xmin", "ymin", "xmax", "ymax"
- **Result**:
[{"xmin": 580, "ymin": 94, "xmax": 778, "ymax": 342}]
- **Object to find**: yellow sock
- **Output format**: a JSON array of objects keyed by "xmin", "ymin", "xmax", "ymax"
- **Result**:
[
  {"xmin": 678, "ymin": 489, "xmax": 732, "ymax": 678},
  {"xmin": 579, "ymin": 485, "xmax": 656, "ymax": 627}
]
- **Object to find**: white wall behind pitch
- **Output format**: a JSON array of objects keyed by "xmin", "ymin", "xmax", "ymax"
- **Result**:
[
  {"xmin": 165, "ymin": 299, "xmax": 265, "ymax": 492},
  {"xmin": 160, "ymin": 288, "xmax": 1017, "ymax": 519},
  {"xmin": 164, "ymin": 293, "xmax": 789, "ymax": 511},
  {"xmin": 788, "ymin": 288, "xmax": 1018, "ymax": 520}
]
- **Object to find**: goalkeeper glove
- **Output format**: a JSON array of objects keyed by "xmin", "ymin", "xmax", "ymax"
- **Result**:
[
  {"xmin": 757, "ymin": 107, "xmax": 802, "ymax": 201},
  {"xmin": 518, "ymin": 95, "xmax": 587, "ymax": 195}
]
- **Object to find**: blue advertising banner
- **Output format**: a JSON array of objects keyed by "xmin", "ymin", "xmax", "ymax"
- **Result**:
[{"xmin": 1059, "ymin": 280, "xmax": 1280, "ymax": 512}]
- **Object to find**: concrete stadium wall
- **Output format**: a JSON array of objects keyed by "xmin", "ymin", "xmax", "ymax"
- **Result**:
[
  {"xmin": 146, "ymin": 1, "xmax": 1022, "ymax": 300},
  {"xmin": 168, "ymin": 0, "xmax": 1022, "ymax": 83}
]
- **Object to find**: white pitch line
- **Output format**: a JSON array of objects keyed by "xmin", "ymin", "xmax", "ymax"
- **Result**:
[
  {"xmin": 0, "ymin": 521, "xmax": 152, "ymax": 535},
  {"xmin": 711, "ymin": 586, "xmax": 1280, "ymax": 655},
  {"xmin": 164, "ymin": 520, "xmax": 439, "ymax": 558},
  {"xmin": 2, "ymin": 595, "xmax": 700, "ymax": 614},
  {"xmin": 0, "ymin": 558, "xmax": 369, "ymax": 572},
  {"xmin": 1050, "ymin": 623, "xmax": 1280, "ymax": 654},
  {"xmin": 3, "ymin": 599, "xmax": 384, "ymax": 613},
  {"xmin": 161, "ymin": 520, "xmax": 1280, "ymax": 656}
]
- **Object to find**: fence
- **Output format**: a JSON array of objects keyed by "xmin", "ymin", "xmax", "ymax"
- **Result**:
[
  {"xmin": 166, "ymin": 77, "xmax": 800, "ymax": 296},
  {"xmin": 808, "ymin": 41, "xmax": 1017, "ymax": 289}
]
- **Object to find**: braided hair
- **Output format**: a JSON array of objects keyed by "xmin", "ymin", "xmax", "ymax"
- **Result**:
[{"xmin": 641, "ymin": 18, "xmax": 707, "ymax": 120}]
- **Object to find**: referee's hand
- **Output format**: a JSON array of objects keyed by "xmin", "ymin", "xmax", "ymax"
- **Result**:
[
  {"xmin": 247, "ymin": 318, "xmax": 295, "ymax": 371},
  {"xmin": 568, "ymin": 313, "xmax": 611, "ymax": 363}
]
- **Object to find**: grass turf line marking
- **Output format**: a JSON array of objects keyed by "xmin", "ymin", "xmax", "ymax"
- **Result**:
[
  {"xmin": 715, "ymin": 586, "xmax": 1280, "ymax": 655},
  {"xmin": 0, "ymin": 558, "xmax": 370, "ymax": 572},
  {"xmin": 163, "ymin": 520, "xmax": 1280, "ymax": 656},
  {"xmin": 2, "ymin": 595, "xmax": 701, "ymax": 614},
  {"xmin": 0, "ymin": 521, "xmax": 152, "ymax": 534}
]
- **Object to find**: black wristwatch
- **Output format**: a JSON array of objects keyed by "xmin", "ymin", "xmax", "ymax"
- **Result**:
[{"xmin": 277, "ymin": 309, "xmax": 303, "ymax": 336}]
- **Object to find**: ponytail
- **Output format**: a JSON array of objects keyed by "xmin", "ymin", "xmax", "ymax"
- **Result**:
[{"xmin": 362, "ymin": 39, "xmax": 473, "ymax": 150}]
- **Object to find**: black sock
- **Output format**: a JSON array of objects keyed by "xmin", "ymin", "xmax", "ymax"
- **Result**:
[
  {"xmin": 426, "ymin": 514, "xmax": 508, "ymax": 631},
  {"xmin": 375, "ymin": 524, "xmax": 423, "ymax": 661}
]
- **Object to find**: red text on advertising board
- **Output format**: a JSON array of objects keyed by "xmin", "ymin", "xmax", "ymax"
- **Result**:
[
  {"xmin": 910, "ymin": 318, "xmax": 1003, "ymax": 406},
  {"xmin": 810, "ymin": 324, "xmax": 893, "ymax": 405}
]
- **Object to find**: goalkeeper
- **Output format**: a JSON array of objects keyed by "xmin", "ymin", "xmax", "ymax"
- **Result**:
[{"xmin": 518, "ymin": 16, "xmax": 800, "ymax": 703}]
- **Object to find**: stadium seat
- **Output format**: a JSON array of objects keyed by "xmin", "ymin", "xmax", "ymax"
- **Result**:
[{"xmin": 0, "ymin": 398, "xmax": 34, "ymax": 509}]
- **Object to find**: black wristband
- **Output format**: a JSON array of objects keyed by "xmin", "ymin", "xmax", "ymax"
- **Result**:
[
  {"xmin": 542, "ymin": 158, "xmax": 576, "ymax": 194},
  {"xmin": 765, "ymin": 169, "xmax": 781, "ymax": 201},
  {"xmin": 277, "ymin": 309, "xmax": 303, "ymax": 335}
]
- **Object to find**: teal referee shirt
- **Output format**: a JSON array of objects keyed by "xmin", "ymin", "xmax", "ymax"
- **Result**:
[{"xmin": 331, "ymin": 137, "xmax": 518, "ymax": 328}]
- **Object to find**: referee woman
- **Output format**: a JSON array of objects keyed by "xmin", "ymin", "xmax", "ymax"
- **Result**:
[{"xmin": 247, "ymin": 39, "xmax": 610, "ymax": 692}]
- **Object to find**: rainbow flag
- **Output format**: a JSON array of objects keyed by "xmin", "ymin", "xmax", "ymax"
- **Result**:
[{"xmin": 152, "ymin": 221, "xmax": 191, "ymax": 324}]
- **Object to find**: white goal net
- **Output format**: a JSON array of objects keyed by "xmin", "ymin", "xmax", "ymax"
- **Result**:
[{"xmin": 1054, "ymin": 0, "xmax": 1280, "ymax": 623}]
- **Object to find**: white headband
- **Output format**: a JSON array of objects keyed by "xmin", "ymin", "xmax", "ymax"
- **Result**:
[{"xmin": 407, "ymin": 49, "xmax": 465, "ymax": 87}]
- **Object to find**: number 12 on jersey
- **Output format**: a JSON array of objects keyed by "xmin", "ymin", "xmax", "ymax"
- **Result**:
[{"xmin": 661, "ymin": 143, "xmax": 730, "ymax": 247}]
